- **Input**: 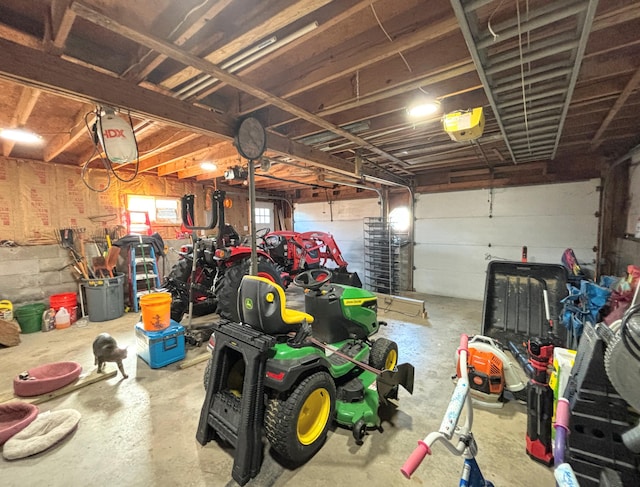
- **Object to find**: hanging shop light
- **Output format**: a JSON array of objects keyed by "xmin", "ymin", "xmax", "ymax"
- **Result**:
[{"xmin": 0, "ymin": 128, "xmax": 42, "ymax": 144}]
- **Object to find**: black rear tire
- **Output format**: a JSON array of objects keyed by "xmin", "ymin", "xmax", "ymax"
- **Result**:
[
  {"xmin": 264, "ymin": 371, "xmax": 336, "ymax": 465},
  {"xmin": 216, "ymin": 257, "xmax": 283, "ymax": 322},
  {"xmin": 165, "ymin": 259, "xmax": 217, "ymax": 321}
]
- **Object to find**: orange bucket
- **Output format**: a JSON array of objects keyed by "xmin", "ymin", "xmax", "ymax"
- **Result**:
[{"xmin": 140, "ymin": 292, "xmax": 172, "ymax": 331}]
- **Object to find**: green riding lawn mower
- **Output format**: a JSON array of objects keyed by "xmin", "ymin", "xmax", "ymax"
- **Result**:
[{"xmin": 196, "ymin": 268, "xmax": 415, "ymax": 486}]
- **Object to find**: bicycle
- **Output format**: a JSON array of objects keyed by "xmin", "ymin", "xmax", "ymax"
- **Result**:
[{"xmin": 401, "ymin": 334, "xmax": 494, "ymax": 486}]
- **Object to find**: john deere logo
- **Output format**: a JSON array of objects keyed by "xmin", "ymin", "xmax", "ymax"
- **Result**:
[{"xmin": 244, "ymin": 298, "xmax": 253, "ymax": 310}]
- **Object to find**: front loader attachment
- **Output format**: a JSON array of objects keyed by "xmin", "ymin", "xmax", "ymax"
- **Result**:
[{"xmin": 330, "ymin": 268, "xmax": 362, "ymax": 288}]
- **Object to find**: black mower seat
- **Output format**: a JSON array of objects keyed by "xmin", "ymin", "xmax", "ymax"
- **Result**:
[{"xmin": 238, "ymin": 275, "xmax": 313, "ymax": 335}]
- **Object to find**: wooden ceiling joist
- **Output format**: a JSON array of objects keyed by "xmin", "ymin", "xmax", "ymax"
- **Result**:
[
  {"xmin": 125, "ymin": 0, "xmax": 235, "ymax": 83},
  {"xmin": 591, "ymin": 66, "xmax": 640, "ymax": 150},
  {"xmin": 70, "ymin": 2, "xmax": 411, "ymax": 185},
  {"xmin": 159, "ymin": 0, "xmax": 333, "ymax": 90}
]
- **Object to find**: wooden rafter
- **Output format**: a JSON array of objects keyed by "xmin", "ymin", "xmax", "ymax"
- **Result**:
[
  {"xmin": 48, "ymin": 0, "xmax": 75, "ymax": 52},
  {"xmin": 238, "ymin": 16, "xmax": 461, "ymax": 114},
  {"xmin": 196, "ymin": 0, "xmax": 372, "ymax": 100},
  {"xmin": 156, "ymin": 141, "xmax": 237, "ymax": 176},
  {"xmin": 125, "ymin": 0, "xmax": 235, "ymax": 82},
  {"xmin": 70, "ymin": 2, "xmax": 411, "ymax": 183},
  {"xmin": 590, "ymin": 67, "xmax": 640, "ymax": 150},
  {"xmin": 44, "ymin": 104, "xmax": 93, "ymax": 161},
  {"xmin": 160, "ymin": 0, "xmax": 333, "ymax": 90}
]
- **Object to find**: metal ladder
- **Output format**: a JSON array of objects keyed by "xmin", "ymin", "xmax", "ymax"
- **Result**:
[{"xmin": 130, "ymin": 243, "xmax": 161, "ymax": 312}]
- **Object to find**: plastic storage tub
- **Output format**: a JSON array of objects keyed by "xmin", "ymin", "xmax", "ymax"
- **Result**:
[
  {"xmin": 135, "ymin": 320, "xmax": 185, "ymax": 368},
  {"xmin": 82, "ymin": 273, "xmax": 125, "ymax": 322}
]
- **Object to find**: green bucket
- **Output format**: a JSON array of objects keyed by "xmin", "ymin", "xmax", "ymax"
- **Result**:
[{"xmin": 14, "ymin": 303, "xmax": 47, "ymax": 334}]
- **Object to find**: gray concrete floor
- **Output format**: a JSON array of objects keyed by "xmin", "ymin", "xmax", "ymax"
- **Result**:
[{"xmin": 1, "ymin": 290, "xmax": 555, "ymax": 486}]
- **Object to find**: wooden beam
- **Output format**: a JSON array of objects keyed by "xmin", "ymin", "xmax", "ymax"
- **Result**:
[
  {"xmin": 321, "ymin": 63, "xmax": 476, "ymax": 118},
  {"xmin": 196, "ymin": 0, "xmax": 373, "ymax": 100},
  {"xmin": 591, "ymin": 67, "xmax": 640, "ymax": 150},
  {"xmin": 149, "ymin": 145, "xmax": 217, "ymax": 175},
  {"xmin": 126, "ymin": 0, "xmax": 234, "ymax": 82},
  {"xmin": 0, "ymin": 21, "xmax": 42, "ymax": 50},
  {"xmin": 179, "ymin": 155, "xmax": 239, "ymax": 179},
  {"xmin": 70, "ymin": 2, "xmax": 411, "ymax": 185},
  {"xmin": 160, "ymin": 0, "xmax": 333, "ymax": 90},
  {"xmin": 592, "ymin": 2, "xmax": 640, "ymax": 32},
  {"xmin": 239, "ymin": 16, "xmax": 461, "ymax": 114},
  {"xmin": 2, "ymin": 86, "xmax": 41, "ymax": 157},
  {"xmin": 0, "ymin": 37, "xmax": 236, "ymax": 139},
  {"xmin": 374, "ymin": 293, "xmax": 427, "ymax": 320},
  {"xmin": 0, "ymin": 23, "xmax": 407, "ymax": 186},
  {"xmin": 178, "ymin": 353, "xmax": 210, "ymax": 369},
  {"xmin": 44, "ymin": 104, "xmax": 93, "ymax": 161},
  {"xmin": 49, "ymin": 0, "xmax": 76, "ymax": 50}
]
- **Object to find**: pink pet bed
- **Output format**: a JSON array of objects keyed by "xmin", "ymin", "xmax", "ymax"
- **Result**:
[
  {"xmin": 3, "ymin": 409, "xmax": 81, "ymax": 460},
  {"xmin": 13, "ymin": 362, "xmax": 82, "ymax": 397},
  {"xmin": 0, "ymin": 402, "xmax": 38, "ymax": 445}
]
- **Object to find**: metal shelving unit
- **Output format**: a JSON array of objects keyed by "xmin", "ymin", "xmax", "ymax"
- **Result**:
[{"xmin": 363, "ymin": 217, "xmax": 400, "ymax": 294}]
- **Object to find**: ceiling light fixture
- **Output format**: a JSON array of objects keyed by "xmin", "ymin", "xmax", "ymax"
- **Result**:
[
  {"xmin": 407, "ymin": 99, "xmax": 441, "ymax": 118},
  {"xmin": 0, "ymin": 128, "xmax": 43, "ymax": 144},
  {"xmin": 200, "ymin": 161, "xmax": 217, "ymax": 171}
]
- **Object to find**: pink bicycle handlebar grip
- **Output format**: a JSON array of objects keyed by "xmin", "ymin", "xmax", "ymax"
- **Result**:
[
  {"xmin": 400, "ymin": 441, "xmax": 430, "ymax": 479},
  {"xmin": 554, "ymin": 398, "xmax": 570, "ymax": 432}
]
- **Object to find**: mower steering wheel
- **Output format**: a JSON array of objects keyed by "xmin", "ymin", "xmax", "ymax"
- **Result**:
[
  {"xmin": 293, "ymin": 269, "xmax": 332, "ymax": 291},
  {"xmin": 256, "ymin": 227, "xmax": 270, "ymax": 239}
]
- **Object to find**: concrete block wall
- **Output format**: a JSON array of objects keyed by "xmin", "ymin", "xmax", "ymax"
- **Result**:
[
  {"xmin": 0, "ymin": 239, "xmax": 189, "ymax": 308},
  {"xmin": 0, "ymin": 244, "xmax": 78, "ymax": 306}
]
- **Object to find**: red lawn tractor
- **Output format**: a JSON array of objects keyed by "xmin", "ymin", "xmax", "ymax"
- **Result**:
[{"xmin": 259, "ymin": 229, "xmax": 362, "ymax": 288}]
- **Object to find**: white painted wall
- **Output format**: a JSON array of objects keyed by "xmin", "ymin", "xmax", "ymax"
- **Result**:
[
  {"xmin": 414, "ymin": 180, "xmax": 600, "ymax": 300},
  {"xmin": 294, "ymin": 199, "xmax": 381, "ymax": 278}
]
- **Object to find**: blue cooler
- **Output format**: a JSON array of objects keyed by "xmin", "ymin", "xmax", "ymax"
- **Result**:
[{"xmin": 135, "ymin": 320, "xmax": 186, "ymax": 368}]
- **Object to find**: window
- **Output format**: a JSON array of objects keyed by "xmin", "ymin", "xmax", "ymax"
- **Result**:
[
  {"xmin": 255, "ymin": 207, "xmax": 271, "ymax": 225},
  {"xmin": 127, "ymin": 195, "xmax": 181, "ymax": 224}
]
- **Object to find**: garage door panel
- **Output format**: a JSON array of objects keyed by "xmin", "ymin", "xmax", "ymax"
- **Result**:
[
  {"xmin": 414, "ymin": 243, "xmax": 490, "ymax": 274},
  {"xmin": 294, "ymin": 199, "xmax": 379, "ymax": 282},
  {"xmin": 414, "ymin": 268, "xmax": 486, "ymax": 300},
  {"xmin": 488, "ymin": 215, "xmax": 598, "ymax": 247},
  {"xmin": 492, "ymin": 182, "xmax": 600, "ymax": 217},
  {"xmin": 415, "ymin": 218, "xmax": 497, "ymax": 245},
  {"xmin": 416, "ymin": 190, "xmax": 491, "ymax": 218},
  {"xmin": 414, "ymin": 180, "xmax": 599, "ymax": 299},
  {"xmin": 295, "ymin": 200, "xmax": 380, "ymax": 221}
]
